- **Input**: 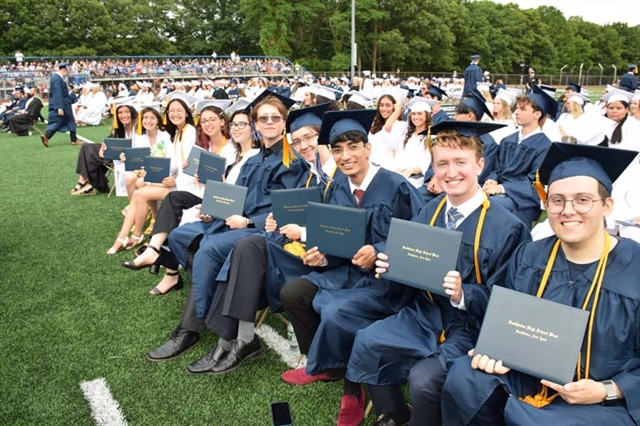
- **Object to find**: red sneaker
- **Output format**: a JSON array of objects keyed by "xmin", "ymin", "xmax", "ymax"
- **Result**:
[
  {"xmin": 337, "ymin": 387, "xmax": 365, "ymax": 426},
  {"xmin": 281, "ymin": 367, "xmax": 340, "ymax": 385}
]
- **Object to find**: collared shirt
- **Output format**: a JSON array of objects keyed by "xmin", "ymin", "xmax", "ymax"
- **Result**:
[
  {"xmin": 517, "ymin": 126, "xmax": 542, "ymax": 144},
  {"xmin": 263, "ymin": 139, "xmax": 283, "ymax": 161},
  {"xmin": 348, "ymin": 163, "xmax": 380, "ymax": 196},
  {"xmin": 445, "ymin": 186, "xmax": 485, "ymax": 311}
]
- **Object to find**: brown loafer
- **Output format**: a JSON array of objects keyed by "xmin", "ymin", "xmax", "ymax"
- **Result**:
[{"xmin": 40, "ymin": 135, "xmax": 49, "ymax": 148}]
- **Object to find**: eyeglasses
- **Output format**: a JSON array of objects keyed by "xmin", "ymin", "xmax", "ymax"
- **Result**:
[
  {"xmin": 229, "ymin": 122, "xmax": 249, "ymax": 130},
  {"xmin": 332, "ymin": 143, "xmax": 365, "ymax": 155},
  {"xmin": 199, "ymin": 118, "xmax": 219, "ymax": 125},
  {"xmin": 257, "ymin": 115, "xmax": 283, "ymax": 124},
  {"xmin": 291, "ymin": 133, "xmax": 318, "ymax": 148},
  {"xmin": 545, "ymin": 196, "xmax": 602, "ymax": 214}
]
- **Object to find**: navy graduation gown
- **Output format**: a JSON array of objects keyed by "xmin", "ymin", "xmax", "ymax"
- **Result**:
[
  {"xmin": 346, "ymin": 193, "xmax": 531, "ymax": 386},
  {"xmin": 485, "ymin": 131, "xmax": 551, "ymax": 226},
  {"xmin": 46, "ymin": 73, "xmax": 76, "ymax": 133},
  {"xmin": 442, "ymin": 237, "xmax": 640, "ymax": 426},
  {"xmin": 463, "ymin": 64, "xmax": 483, "ymax": 98},
  {"xmin": 168, "ymin": 144, "xmax": 310, "ymax": 318},
  {"xmin": 304, "ymin": 169, "xmax": 424, "ymax": 375},
  {"xmin": 431, "ymin": 109, "xmax": 449, "ymax": 126},
  {"xmin": 478, "ymin": 133, "xmax": 498, "ymax": 185}
]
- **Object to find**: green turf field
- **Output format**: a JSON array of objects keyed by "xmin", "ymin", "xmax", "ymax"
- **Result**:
[{"xmin": 0, "ymin": 120, "xmax": 354, "ymax": 426}]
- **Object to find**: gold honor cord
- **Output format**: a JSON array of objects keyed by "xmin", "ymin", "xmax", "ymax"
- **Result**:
[
  {"xmin": 427, "ymin": 194, "xmax": 490, "ymax": 343},
  {"xmin": 520, "ymin": 232, "xmax": 611, "ymax": 408},
  {"xmin": 173, "ymin": 126, "xmax": 186, "ymax": 163},
  {"xmin": 217, "ymin": 137, "xmax": 227, "ymax": 155}
]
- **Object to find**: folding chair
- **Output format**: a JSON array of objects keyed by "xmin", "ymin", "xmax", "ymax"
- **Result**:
[{"xmin": 105, "ymin": 164, "xmax": 116, "ymax": 198}]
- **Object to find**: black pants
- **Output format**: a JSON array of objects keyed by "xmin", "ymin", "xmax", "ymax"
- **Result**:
[
  {"xmin": 206, "ymin": 235, "xmax": 269, "ymax": 341},
  {"xmin": 279, "ymin": 278, "xmax": 319, "ymax": 355},
  {"xmin": 153, "ymin": 191, "xmax": 202, "ymax": 236},
  {"xmin": 75, "ymin": 143, "xmax": 110, "ymax": 192}
]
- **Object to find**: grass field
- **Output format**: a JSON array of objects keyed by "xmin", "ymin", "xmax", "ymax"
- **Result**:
[{"xmin": 0, "ymin": 121, "xmax": 357, "ymax": 425}]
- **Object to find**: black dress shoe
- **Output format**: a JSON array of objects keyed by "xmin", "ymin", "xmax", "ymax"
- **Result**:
[
  {"xmin": 374, "ymin": 417, "xmax": 408, "ymax": 426},
  {"xmin": 147, "ymin": 328, "xmax": 200, "ymax": 362},
  {"xmin": 186, "ymin": 343, "xmax": 229, "ymax": 375},
  {"xmin": 210, "ymin": 336, "xmax": 263, "ymax": 374}
]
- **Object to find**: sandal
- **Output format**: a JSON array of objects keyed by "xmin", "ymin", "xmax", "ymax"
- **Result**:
[
  {"xmin": 148, "ymin": 271, "xmax": 184, "ymax": 296},
  {"xmin": 121, "ymin": 205, "xmax": 130, "ymax": 217},
  {"xmin": 72, "ymin": 185, "xmax": 95, "ymax": 196},
  {"xmin": 144, "ymin": 219, "xmax": 156, "ymax": 235},
  {"xmin": 122, "ymin": 245, "xmax": 160, "ymax": 271},
  {"xmin": 71, "ymin": 181, "xmax": 88, "ymax": 194},
  {"xmin": 126, "ymin": 234, "xmax": 145, "ymax": 250},
  {"xmin": 107, "ymin": 236, "xmax": 129, "ymax": 255}
]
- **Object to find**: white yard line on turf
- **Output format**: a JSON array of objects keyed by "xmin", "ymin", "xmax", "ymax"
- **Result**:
[
  {"xmin": 79, "ymin": 378, "xmax": 128, "ymax": 426},
  {"xmin": 255, "ymin": 324, "xmax": 306, "ymax": 369}
]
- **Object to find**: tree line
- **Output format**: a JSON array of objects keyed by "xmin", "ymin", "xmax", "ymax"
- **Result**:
[{"xmin": 1, "ymin": 0, "xmax": 639, "ymax": 75}]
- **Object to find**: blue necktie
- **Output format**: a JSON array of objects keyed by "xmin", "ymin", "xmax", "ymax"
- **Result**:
[{"xmin": 447, "ymin": 207, "xmax": 463, "ymax": 230}]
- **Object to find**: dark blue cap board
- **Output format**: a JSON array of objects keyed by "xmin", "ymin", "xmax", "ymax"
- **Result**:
[
  {"xmin": 427, "ymin": 85, "xmax": 447, "ymax": 100},
  {"xmin": 421, "ymin": 120, "xmax": 506, "ymax": 138},
  {"xmin": 538, "ymin": 142, "xmax": 637, "ymax": 193},
  {"xmin": 565, "ymin": 82, "xmax": 581, "ymax": 93},
  {"xmin": 286, "ymin": 103, "xmax": 331, "ymax": 134},
  {"xmin": 461, "ymin": 90, "xmax": 493, "ymax": 120},
  {"xmin": 317, "ymin": 109, "xmax": 377, "ymax": 145},
  {"xmin": 530, "ymin": 84, "xmax": 558, "ymax": 118},
  {"xmin": 245, "ymin": 90, "xmax": 296, "ymax": 112}
]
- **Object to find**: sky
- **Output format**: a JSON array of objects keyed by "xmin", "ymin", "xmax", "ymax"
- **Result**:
[{"xmin": 490, "ymin": 0, "xmax": 640, "ymax": 26}]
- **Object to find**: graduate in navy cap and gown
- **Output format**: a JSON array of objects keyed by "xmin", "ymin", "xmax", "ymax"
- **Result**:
[
  {"xmin": 278, "ymin": 110, "xmax": 424, "ymax": 426},
  {"xmin": 442, "ymin": 142, "xmax": 640, "ymax": 426},
  {"xmin": 463, "ymin": 55, "xmax": 483, "ymax": 98},
  {"xmin": 42, "ymin": 62, "xmax": 77, "ymax": 147},
  {"xmin": 183, "ymin": 103, "xmax": 341, "ymax": 375},
  {"xmin": 146, "ymin": 90, "xmax": 310, "ymax": 363},
  {"xmin": 619, "ymin": 64, "xmax": 639, "ymax": 93},
  {"xmin": 481, "ymin": 85, "xmax": 554, "ymax": 227},
  {"xmin": 424, "ymin": 85, "xmax": 449, "ymax": 125}
]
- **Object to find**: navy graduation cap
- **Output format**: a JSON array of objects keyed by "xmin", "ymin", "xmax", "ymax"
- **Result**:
[
  {"xmin": 245, "ymin": 90, "xmax": 296, "ymax": 113},
  {"xmin": 317, "ymin": 109, "xmax": 377, "ymax": 146},
  {"xmin": 461, "ymin": 90, "xmax": 493, "ymax": 120},
  {"xmin": 529, "ymin": 85, "xmax": 558, "ymax": 118},
  {"xmin": 420, "ymin": 120, "xmax": 506, "ymax": 138},
  {"xmin": 426, "ymin": 85, "xmax": 447, "ymax": 101},
  {"xmin": 537, "ymin": 143, "xmax": 637, "ymax": 195},
  {"xmin": 286, "ymin": 103, "xmax": 331, "ymax": 135},
  {"xmin": 565, "ymin": 82, "xmax": 581, "ymax": 93}
]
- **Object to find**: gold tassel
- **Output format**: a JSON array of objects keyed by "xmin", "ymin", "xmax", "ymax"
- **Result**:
[
  {"xmin": 438, "ymin": 330, "xmax": 446, "ymax": 344},
  {"xmin": 136, "ymin": 113, "xmax": 143, "ymax": 135},
  {"xmin": 162, "ymin": 112, "xmax": 167, "ymax": 126},
  {"xmin": 519, "ymin": 385, "xmax": 560, "ymax": 408},
  {"xmin": 425, "ymin": 126, "xmax": 433, "ymax": 152},
  {"xmin": 281, "ymin": 129, "xmax": 296, "ymax": 168},
  {"xmin": 194, "ymin": 115, "xmax": 199, "ymax": 127},
  {"xmin": 534, "ymin": 170, "xmax": 547, "ymax": 204},
  {"xmin": 283, "ymin": 241, "xmax": 306, "ymax": 257},
  {"xmin": 112, "ymin": 104, "xmax": 118, "ymax": 129}
]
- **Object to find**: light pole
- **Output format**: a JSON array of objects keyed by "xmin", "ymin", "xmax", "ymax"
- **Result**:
[
  {"xmin": 350, "ymin": 0, "xmax": 356, "ymax": 81},
  {"xmin": 598, "ymin": 63, "xmax": 604, "ymax": 86},
  {"xmin": 559, "ymin": 65, "xmax": 567, "ymax": 86}
]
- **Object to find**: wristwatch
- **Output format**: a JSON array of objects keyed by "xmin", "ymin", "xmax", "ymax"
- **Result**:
[{"xmin": 602, "ymin": 380, "xmax": 618, "ymax": 405}]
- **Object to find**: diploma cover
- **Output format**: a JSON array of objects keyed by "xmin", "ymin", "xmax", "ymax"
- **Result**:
[
  {"xmin": 615, "ymin": 219, "xmax": 640, "ymax": 228},
  {"xmin": 123, "ymin": 147, "xmax": 150, "ymax": 171},
  {"xmin": 143, "ymin": 157, "xmax": 171, "ymax": 184},
  {"xmin": 305, "ymin": 202, "xmax": 366, "ymax": 259},
  {"xmin": 384, "ymin": 218, "xmax": 462, "ymax": 296},
  {"xmin": 196, "ymin": 151, "xmax": 226, "ymax": 183},
  {"xmin": 474, "ymin": 286, "xmax": 590, "ymax": 384},
  {"xmin": 103, "ymin": 138, "xmax": 132, "ymax": 161},
  {"xmin": 270, "ymin": 187, "xmax": 322, "ymax": 226},
  {"xmin": 182, "ymin": 145, "xmax": 205, "ymax": 177},
  {"xmin": 200, "ymin": 180, "xmax": 248, "ymax": 220}
]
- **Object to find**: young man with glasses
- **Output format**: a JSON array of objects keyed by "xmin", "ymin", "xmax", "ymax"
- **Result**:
[
  {"xmin": 441, "ymin": 143, "xmax": 640, "ymax": 426},
  {"xmin": 278, "ymin": 110, "xmax": 424, "ymax": 426}
]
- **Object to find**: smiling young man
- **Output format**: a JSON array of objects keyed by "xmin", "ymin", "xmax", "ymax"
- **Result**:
[
  {"xmin": 346, "ymin": 121, "xmax": 530, "ymax": 426},
  {"xmin": 441, "ymin": 143, "xmax": 640, "ymax": 426},
  {"xmin": 278, "ymin": 110, "xmax": 424, "ymax": 426}
]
